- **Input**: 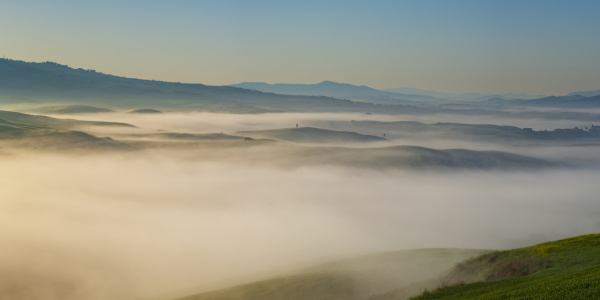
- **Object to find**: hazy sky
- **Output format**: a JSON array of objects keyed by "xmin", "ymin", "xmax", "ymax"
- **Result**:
[{"xmin": 2, "ymin": 0, "xmax": 599, "ymax": 95}]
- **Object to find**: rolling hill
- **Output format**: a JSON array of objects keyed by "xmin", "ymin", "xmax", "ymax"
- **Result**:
[
  {"xmin": 0, "ymin": 129, "xmax": 128, "ymax": 151},
  {"xmin": 129, "ymin": 108, "xmax": 163, "ymax": 114},
  {"xmin": 0, "ymin": 110, "xmax": 133, "ymax": 129},
  {"xmin": 327, "ymin": 146, "xmax": 560, "ymax": 170},
  {"xmin": 317, "ymin": 120, "xmax": 600, "ymax": 144},
  {"xmin": 407, "ymin": 233, "xmax": 600, "ymax": 300},
  {"xmin": 0, "ymin": 110, "xmax": 132, "ymax": 151},
  {"xmin": 0, "ymin": 119, "xmax": 127, "ymax": 151},
  {"xmin": 0, "ymin": 110, "xmax": 566, "ymax": 170},
  {"xmin": 28, "ymin": 104, "xmax": 114, "ymax": 114},
  {"xmin": 145, "ymin": 138, "xmax": 563, "ymax": 171},
  {"xmin": 236, "ymin": 127, "xmax": 387, "ymax": 144}
]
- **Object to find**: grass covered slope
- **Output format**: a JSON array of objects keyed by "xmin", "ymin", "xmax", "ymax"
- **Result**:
[
  {"xmin": 410, "ymin": 233, "xmax": 600, "ymax": 300},
  {"xmin": 174, "ymin": 249, "xmax": 489, "ymax": 300}
]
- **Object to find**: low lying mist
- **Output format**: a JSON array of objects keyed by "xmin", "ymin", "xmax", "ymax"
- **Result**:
[
  {"xmin": 1, "ymin": 150, "xmax": 598, "ymax": 300},
  {"xmin": 48, "ymin": 111, "xmax": 600, "ymax": 135},
  {"xmin": 1, "ymin": 111, "xmax": 599, "ymax": 299}
]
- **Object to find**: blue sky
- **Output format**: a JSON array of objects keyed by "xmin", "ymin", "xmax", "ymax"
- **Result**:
[{"xmin": 1, "ymin": 0, "xmax": 599, "ymax": 94}]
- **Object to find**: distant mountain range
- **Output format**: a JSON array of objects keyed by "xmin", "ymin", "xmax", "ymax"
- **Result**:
[
  {"xmin": 232, "ymin": 81, "xmax": 600, "ymax": 108},
  {"xmin": 384, "ymin": 87, "xmax": 547, "ymax": 101},
  {"xmin": 486, "ymin": 94, "xmax": 600, "ymax": 108},
  {"xmin": 231, "ymin": 81, "xmax": 442, "ymax": 105},
  {"xmin": 567, "ymin": 90, "xmax": 600, "ymax": 97},
  {"xmin": 0, "ymin": 59, "xmax": 394, "ymax": 113},
  {"xmin": 1, "ymin": 58, "xmax": 598, "ymax": 111},
  {"xmin": 232, "ymin": 82, "xmax": 549, "ymax": 103}
]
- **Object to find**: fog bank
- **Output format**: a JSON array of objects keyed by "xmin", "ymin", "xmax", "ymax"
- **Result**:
[{"xmin": 1, "ymin": 151, "xmax": 598, "ymax": 299}]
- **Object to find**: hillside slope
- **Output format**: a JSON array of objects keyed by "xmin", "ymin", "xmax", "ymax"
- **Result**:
[{"xmin": 407, "ymin": 233, "xmax": 600, "ymax": 300}]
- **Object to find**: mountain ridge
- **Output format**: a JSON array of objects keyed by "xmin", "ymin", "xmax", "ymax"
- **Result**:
[
  {"xmin": 230, "ymin": 81, "xmax": 442, "ymax": 105},
  {"xmin": 486, "ymin": 94, "xmax": 600, "ymax": 108},
  {"xmin": 384, "ymin": 88, "xmax": 546, "ymax": 101},
  {"xmin": 0, "ymin": 59, "xmax": 393, "ymax": 113}
]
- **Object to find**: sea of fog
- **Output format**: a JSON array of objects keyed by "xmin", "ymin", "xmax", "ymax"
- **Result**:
[{"xmin": 1, "ymin": 112, "xmax": 599, "ymax": 300}]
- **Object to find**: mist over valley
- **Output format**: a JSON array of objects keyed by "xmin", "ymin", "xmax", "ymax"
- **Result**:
[
  {"xmin": 3, "ymin": 1, "xmax": 600, "ymax": 298},
  {"xmin": 1, "ymin": 101, "xmax": 600, "ymax": 299}
]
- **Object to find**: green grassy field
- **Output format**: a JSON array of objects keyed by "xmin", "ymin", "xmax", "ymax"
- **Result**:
[{"xmin": 409, "ymin": 233, "xmax": 600, "ymax": 300}]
